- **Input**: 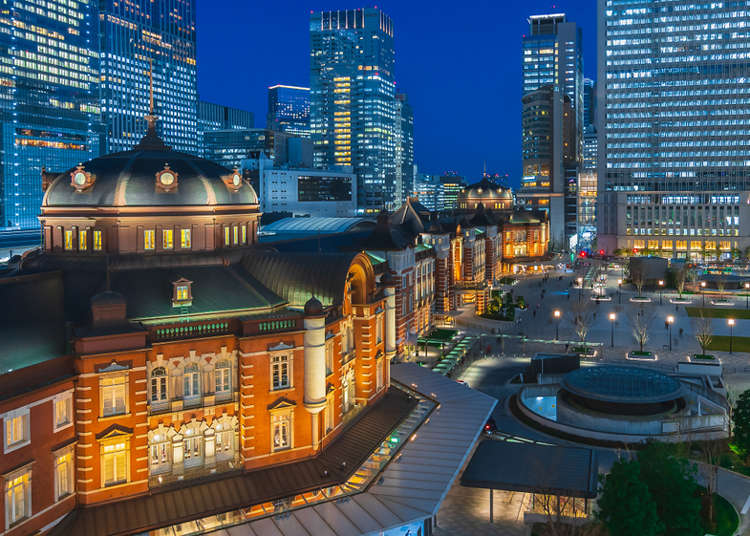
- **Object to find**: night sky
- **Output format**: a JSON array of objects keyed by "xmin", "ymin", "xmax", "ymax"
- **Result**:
[{"xmin": 197, "ymin": 1, "xmax": 596, "ymax": 188}]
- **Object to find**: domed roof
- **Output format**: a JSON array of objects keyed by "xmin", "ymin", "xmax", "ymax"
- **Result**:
[
  {"xmin": 43, "ymin": 129, "xmax": 258, "ymax": 208},
  {"xmin": 459, "ymin": 177, "xmax": 513, "ymax": 201}
]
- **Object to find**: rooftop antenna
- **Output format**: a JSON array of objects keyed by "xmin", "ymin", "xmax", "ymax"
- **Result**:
[{"xmin": 483, "ymin": 161, "xmax": 487, "ymax": 177}]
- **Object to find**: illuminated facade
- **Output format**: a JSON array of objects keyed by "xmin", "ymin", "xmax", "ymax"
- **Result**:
[
  {"xmin": 0, "ymin": 120, "xmax": 402, "ymax": 535},
  {"xmin": 597, "ymin": 0, "xmax": 750, "ymax": 259},
  {"xmin": 394, "ymin": 93, "xmax": 415, "ymax": 206},
  {"xmin": 520, "ymin": 13, "xmax": 583, "ymax": 250},
  {"xmin": 99, "ymin": 0, "xmax": 198, "ymax": 154},
  {"xmin": 198, "ymin": 101, "xmax": 254, "ymax": 133},
  {"xmin": 310, "ymin": 8, "xmax": 397, "ymax": 213},
  {"xmin": 267, "ymin": 85, "xmax": 310, "ymax": 138},
  {"xmin": 0, "ymin": 0, "xmax": 103, "ymax": 230}
]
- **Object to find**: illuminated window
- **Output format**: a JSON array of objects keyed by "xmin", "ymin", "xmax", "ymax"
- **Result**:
[
  {"xmin": 93, "ymin": 230, "xmax": 102, "ymax": 251},
  {"xmin": 149, "ymin": 436, "xmax": 169, "ymax": 475},
  {"xmin": 271, "ymin": 412, "xmax": 291, "ymax": 451},
  {"xmin": 215, "ymin": 360, "xmax": 231, "ymax": 397},
  {"xmin": 233, "ymin": 225, "xmax": 239, "ymax": 245},
  {"xmin": 54, "ymin": 448, "xmax": 73, "ymax": 500},
  {"xmin": 162, "ymin": 229, "xmax": 173, "ymax": 249},
  {"xmin": 150, "ymin": 367, "xmax": 167, "ymax": 403},
  {"xmin": 64, "ymin": 229, "xmax": 73, "ymax": 250},
  {"xmin": 53, "ymin": 393, "xmax": 72, "ymax": 431},
  {"xmin": 271, "ymin": 355, "xmax": 290, "ymax": 390},
  {"xmin": 5, "ymin": 468, "xmax": 30, "ymax": 526},
  {"xmin": 100, "ymin": 374, "xmax": 127, "ymax": 417},
  {"xmin": 224, "ymin": 226, "xmax": 230, "ymax": 246},
  {"xmin": 176, "ymin": 285, "xmax": 189, "ymax": 301},
  {"xmin": 144, "ymin": 230, "xmax": 155, "ymax": 250},
  {"xmin": 4, "ymin": 409, "xmax": 29, "ymax": 452},
  {"xmin": 241, "ymin": 225, "xmax": 247, "ymax": 244},
  {"xmin": 100, "ymin": 439, "xmax": 128, "ymax": 486},
  {"xmin": 79, "ymin": 229, "xmax": 87, "ymax": 250},
  {"xmin": 183, "ymin": 364, "xmax": 200, "ymax": 400},
  {"xmin": 180, "ymin": 228, "xmax": 191, "ymax": 249}
]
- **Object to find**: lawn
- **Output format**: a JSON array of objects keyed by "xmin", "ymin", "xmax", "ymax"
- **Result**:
[
  {"xmin": 686, "ymin": 307, "xmax": 750, "ymax": 319},
  {"xmin": 706, "ymin": 335, "xmax": 750, "ymax": 353}
]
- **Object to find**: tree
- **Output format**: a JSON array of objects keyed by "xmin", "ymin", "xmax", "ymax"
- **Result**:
[
  {"xmin": 637, "ymin": 443, "xmax": 703, "ymax": 536},
  {"xmin": 631, "ymin": 270, "xmax": 645, "ymax": 297},
  {"xmin": 631, "ymin": 310, "xmax": 653, "ymax": 352},
  {"xmin": 693, "ymin": 311, "xmax": 713, "ymax": 355},
  {"xmin": 716, "ymin": 276, "xmax": 727, "ymax": 301},
  {"xmin": 674, "ymin": 269, "xmax": 686, "ymax": 299},
  {"xmin": 732, "ymin": 390, "xmax": 750, "ymax": 461},
  {"xmin": 598, "ymin": 458, "xmax": 662, "ymax": 536},
  {"xmin": 571, "ymin": 301, "xmax": 593, "ymax": 347}
]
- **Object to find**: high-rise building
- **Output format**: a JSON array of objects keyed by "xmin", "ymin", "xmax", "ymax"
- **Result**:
[
  {"xmin": 310, "ymin": 8, "xmax": 397, "ymax": 214},
  {"xmin": 99, "ymin": 0, "xmax": 198, "ymax": 154},
  {"xmin": 267, "ymin": 85, "xmax": 310, "ymax": 138},
  {"xmin": 198, "ymin": 101, "xmax": 254, "ymax": 133},
  {"xmin": 583, "ymin": 78, "xmax": 596, "ymax": 134},
  {"xmin": 412, "ymin": 172, "xmax": 439, "ymax": 212},
  {"xmin": 0, "ymin": 0, "xmax": 103, "ymax": 230},
  {"xmin": 394, "ymin": 93, "xmax": 414, "ymax": 206},
  {"xmin": 579, "ymin": 78, "xmax": 598, "ymax": 249},
  {"xmin": 597, "ymin": 0, "xmax": 750, "ymax": 259},
  {"xmin": 519, "ymin": 13, "xmax": 583, "ymax": 250},
  {"xmin": 438, "ymin": 173, "xmax": 466, "ymax": 211}
]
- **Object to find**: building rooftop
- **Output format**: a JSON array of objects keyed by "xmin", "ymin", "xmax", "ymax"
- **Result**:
[
  {"xmin": 561, "ymin": 365, "xmax": 682, "ymax": 404},
  {"xmin": 260, "ymin": 217, "xmax": 375, "ymax": 240}
]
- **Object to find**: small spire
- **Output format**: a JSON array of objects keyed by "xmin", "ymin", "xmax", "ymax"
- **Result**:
[
  {"xmin": 144, "ymin": 58, "xmax": 157, "ymax": 130},
  {"xmin": 134, "ymin": 57, "xmax": 170, "ymax": 151}
]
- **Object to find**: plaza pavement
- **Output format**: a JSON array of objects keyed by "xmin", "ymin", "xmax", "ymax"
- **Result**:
[{"xmin": 434, "ymin": 266, "xmax": 750, "ymax": 535}]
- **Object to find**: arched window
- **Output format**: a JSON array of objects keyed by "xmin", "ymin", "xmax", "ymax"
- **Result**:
[
  {"xmin": 215, "ymin": 361, "xmax": 231, "ymax": 398},
  {"xmin": 150, "ymin": 367, "xmax": 167, "ymax": 403},
  {"xmin": 183, "ymin": 364, "xmax": 200, "ymax": 400}
]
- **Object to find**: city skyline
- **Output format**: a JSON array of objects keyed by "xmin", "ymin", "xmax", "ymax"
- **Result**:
[{"xmin": 196, "ymin": 0, "xmax": 596, "ymax": 187}]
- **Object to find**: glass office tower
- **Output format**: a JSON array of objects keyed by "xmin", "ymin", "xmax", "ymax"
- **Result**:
[
  {"xmin": 519, "ymin": 14, "xmax": 583, "ymax": 250},
  {"xmin": 310, "ymin": 8, "xmax": 397, "ymax": 213},
  {"xmin": 598, "ymin": 0, "xmax": 750, "ymax": 259},
  {"xmin": 394, "ymin": 92, "xmax": 414, "ymax": 206},
  {"xmin": 267, "ymin": 85, "xmax": 310, "ymax": 138},
  {"xmin": 99, "ymin": 0, "xmax": 198, "ymax": 154},
  {"xmin": 0, "ymin": 0, "xmax": 103, "ymax": 230}
]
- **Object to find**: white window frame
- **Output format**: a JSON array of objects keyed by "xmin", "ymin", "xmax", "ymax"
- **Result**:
[
  {"xmin": 100, "ymin": 438, "xmax": 129, "ymax": 487},
  {"xmin": 53, "ymin": 392, "xmax": 73, "ymax": 432},
  {"xmin": 271, "ymin": 411, "xmax": 292, "ymax": 452},
  {"xmin": 150, "ymin": 367, "xmax": 168, "ymax": 405},
  {"xmin": 270, "ymin": 354, "xmax": 291, "ymax": 391},
  {"xmin": 183, "ymin": 433, "xmax": 203, "ymax": 468},
  {"xmin": 4, "ymin": 408, "xmax": 30, "ymax": 454},
  {"xmin": 4, "ymin": 465, "xmax": 31, "ymax": 528},
  {"xmin": 183, "ymin": 364, "xmax": 201, "ymax": 400},
  {"xmin": 100, "ymin": 374, "xmax": 128, "ymax": 417},
  {"xmin": 215, "ymin": 428, "xmax": 233, "ymax": 459},
  {"xmin": 149, "ymin": 437, "xmax": 171, "ymax": 475},
  {"xmin": 215, "ymin": 361, "xmax": 231, "ymax": 398},
  {"xmin": 53, "ymin": 446, "xmax": 74, "ymax": 500}
]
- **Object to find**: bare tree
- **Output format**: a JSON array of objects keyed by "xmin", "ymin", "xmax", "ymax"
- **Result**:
[
  {"xmin": 674, "ymin": 269, "xmax": 686, "ymax": 299},
  {"xmin": 571, "ymin": 301, "xmax": 594, "ymax": 347},
  {"xmin": 693, "ymin": 311, "xmax": 713, "ymax": 355},
  {"xmin": 631, "ymin": 270, "xmax": 645, "ymax": 297},
  {"xmin": 716, "ymin": 276, "xmax": 727, "ymax": 301},
  {"xmin": 698, "ymin": 439, "xmax": 723, "ymax": 526},
  {"xmin": 630, "ymin": 310, "xmax": 654, "ymax": 352}
]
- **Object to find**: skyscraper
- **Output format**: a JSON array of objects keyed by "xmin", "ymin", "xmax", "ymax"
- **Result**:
[
  {"xmin": 394, "ymin": 93, "xmax": 414, "ymax": 206},
  {"xmin": 267, "ymin": 85, "xmax": 310, "ymax": 138},
  {"xmin": 198, "ymin": 101, "xmax": 255, "ymax": 133},
  {"xmin": 99, "ymin": 0, "xmax": 198, "ymax": 154},
  {"xmin": 310, "ymin": 8, "xmax": 397, "ymax": 214},
  {"xmin": 598, "ymin": 0, "xmax": 750, "ymax": 259},
  {"xmin": 519, "ymin": 14, "xmax": 583, "ymax": 250},
  {"xmin": 0, "ymin": 0, "xmax": 103, "ymax": 230}
]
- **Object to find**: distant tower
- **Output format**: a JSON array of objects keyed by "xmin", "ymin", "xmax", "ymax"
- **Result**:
[{"xmin": 267, "ymin": 85, "xmax": 310, "ymax": 138}]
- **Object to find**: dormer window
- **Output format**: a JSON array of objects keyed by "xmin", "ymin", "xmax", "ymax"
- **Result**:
[
  {"xmin": 172, "ymin": 278, "xmax": 193, "ymax": 307},
  {"xmin": 155, "ymin": 164, "xmax": 178, "ymax": 193},
  {"xmin": 70, "ymin": 163, "xmax": 94, "ymax": 192}
]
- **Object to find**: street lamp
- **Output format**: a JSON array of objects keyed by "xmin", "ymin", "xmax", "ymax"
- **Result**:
[
  {"xmin": 617, "ymin": 278, "xmax": 622, "ymax": 304},
  {"xmin": 744, "ymin": 282, "xmax": 749, "ymax": 310},
  {"xmin": 666, "ymin": 315, "xmax": 674, "ymax": 352},
  {"xmin": 609, "ymin": 312, "xmax": 616, "ymax": 348},
  {"xmin": 658, "ymin": 279, "xmax": 664, "ymax": 305},
  {"xmin": 701, "ymin": 281, "xmax": 707, "ymax": 307},
  {"xmin": 577, "ymin": 277, "xmax": 583, "ymax": 303},
  {"xmin": 728, "ymin": 318, "xmax": 736, "ymax": 354},
  {"xmin": 553, "ymin": 309, "xmax": 561, "ymax": 341}
]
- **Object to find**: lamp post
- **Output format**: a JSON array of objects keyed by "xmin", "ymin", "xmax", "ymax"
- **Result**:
[
  {"xmin": 667, "ymin": 315, "xmax": 674, "ymax": 352},
  {"xmin": 728, "ymin": 318, "xmax": 735, "ymax": 354},
  {"xmin": 658, "ymin": 279, "xmax": 664, "ymax": 305},
  {"xmin": 609, "ymin": 312, "xmax": 616, "ymax": 348},
  {"xmin": 617, "ymin": 278, "xmax": 622, "ymax": 304},
  {"xmin": 553, "ymin": 309, "xmax": 561, "ymax": 341},
  {"xmin": 577, "ymin": 277, "xmax": 583, "ymax": 303},
  {"xmin": 745, "ymin": 282, "xmax": 749, "ymax": 310},
  {"xmin": 701, "ymin": 281, "xmax": 707, "ymax": 307}
]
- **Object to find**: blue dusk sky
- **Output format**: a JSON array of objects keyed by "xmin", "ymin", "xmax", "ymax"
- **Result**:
[{"xmin": 196, "ymin": 1, "xmax": 596, "ymax": 187}]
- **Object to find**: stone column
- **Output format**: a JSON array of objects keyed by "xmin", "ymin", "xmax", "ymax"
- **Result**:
[
  {"xmin": 383, "ymin": 276, "xmax": 397, "ymax": 362},
  {"xmin": 303, "ymin": 297, "xmax": 326, "ymax": 451}
]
